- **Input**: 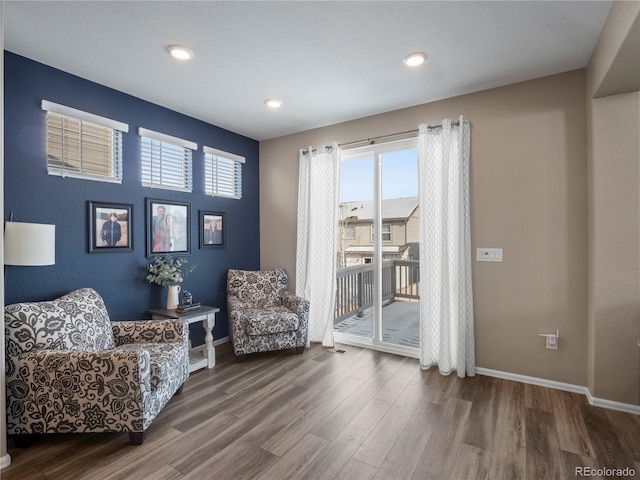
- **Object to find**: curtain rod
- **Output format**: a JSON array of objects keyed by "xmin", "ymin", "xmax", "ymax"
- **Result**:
[
  {"xmin": 340, "ymin": 128, "xmax": 418, "ymax": 149},
  {"xmin": 302, "ymin": 120, "xmax": 461, "ymax": 155}
]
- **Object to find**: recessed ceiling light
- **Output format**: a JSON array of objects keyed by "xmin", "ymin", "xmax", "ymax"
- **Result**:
[
  {"xmin": 264, "ymin": 98, "xmax": 283, "ymax": 109},
  {"xmin": 167, "ymin": 45, "xmax": 194, "ymax": 61},
  {"xmin": 402, "ymin": 52, "xmax": 426, "ymax": 67}
]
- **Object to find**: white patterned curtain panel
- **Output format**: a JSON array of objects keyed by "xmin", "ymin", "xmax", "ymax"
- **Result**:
[
  {"xmin": 296, "ymin": 143, "xmax": 340, "ymax": 347},
  {"xmin": 418, "ymin": 118, "xmax": 475, "ymax": 377}
]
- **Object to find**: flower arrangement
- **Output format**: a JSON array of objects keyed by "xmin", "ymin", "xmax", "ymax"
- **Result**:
[{"xmin": 146, "ymin": 255, "xmax": 195, "ymax": 287}]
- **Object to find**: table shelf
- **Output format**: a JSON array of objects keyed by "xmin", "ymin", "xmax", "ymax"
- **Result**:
[{"xmin": 149, "ymin": 305, "xmax": 220, "ymax": 372}]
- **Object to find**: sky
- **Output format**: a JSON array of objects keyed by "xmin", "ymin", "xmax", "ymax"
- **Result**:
[{"xmin": 339, "ymin": 148, "xmax": 418, "ymax": 202}]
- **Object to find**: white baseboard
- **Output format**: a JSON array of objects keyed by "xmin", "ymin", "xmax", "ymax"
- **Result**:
[
  {"xmin": 213, "ymin": 336, "xmax": 230, "ymax": 347},
  {"xmin": 585, "ymin": 390, "xmax": 640, "ymax": 416},
  {"xmin": 476, "ymin": 367, "xmax": 640, "ymax": 416},
  {"xmin": 0, "ymin": 453, "xmax": 11, "ymax": 469}
]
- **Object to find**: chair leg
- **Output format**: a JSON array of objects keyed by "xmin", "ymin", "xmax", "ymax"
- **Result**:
[
  {"xmin": 236, "ymin": 354, "xmax": 246, "ymax": 363},
  {"xmin": 129, "ymin": 431, "xmax": 145, "ymax": 445},
  {"xmin": 295, "ymin": 346, "xmax": 305, "ymax": 355}
]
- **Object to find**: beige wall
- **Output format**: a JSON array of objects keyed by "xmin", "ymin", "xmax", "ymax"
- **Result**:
[
  {"xmin": 586, "ymin": 1, "xmax": 640, "ymax": 405},
  {"xmin": 260, "ymin": 69, "xmax": 589, "ymax": 386},
  {"xmin": 588, "ymin": 1, "xmax": 640, "ymax": 99},
  {"xmin": 588, "ymin": 91, "xmax": 640, "ymax": 405}
]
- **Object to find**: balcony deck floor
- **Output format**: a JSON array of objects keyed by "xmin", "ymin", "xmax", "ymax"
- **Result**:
[{"xmin": 333, "ymin": 300, "xmax": 420, "ymax": 348}]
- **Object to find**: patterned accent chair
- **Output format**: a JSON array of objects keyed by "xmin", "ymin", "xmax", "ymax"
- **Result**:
[
  {"xmin": 227, "ymin": 268, "xmax": 309, "ymax": 362},
  {"xmin": 4, "ymin": 288, "xmax": 189, "ymax": 446}
]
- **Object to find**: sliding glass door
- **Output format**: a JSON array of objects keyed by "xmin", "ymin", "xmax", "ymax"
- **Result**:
[{"xmin": 334, "ymin": 138, "xmax": 420, "ymax": 358}]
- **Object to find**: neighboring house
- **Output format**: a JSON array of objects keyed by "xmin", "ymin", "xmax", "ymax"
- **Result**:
[{"xmin": 338, "ymin": 197, "xmax": 419, "ymax": 267}]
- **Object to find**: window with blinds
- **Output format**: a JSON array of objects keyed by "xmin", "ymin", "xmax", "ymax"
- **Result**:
[
  {"xmin": 42, "ymin": 101, "xmax": 128, "ymax": 183},
  {"xmin": 203, "ymin": 146, "xmax": 245, "ymax": 199},
  {"xmin": 371, "ymin": 223, "xmax": 392, "ymax": 242},
  {"xmin": 139, "ymin": 128, "xmax": 196, "ymax": 192}
]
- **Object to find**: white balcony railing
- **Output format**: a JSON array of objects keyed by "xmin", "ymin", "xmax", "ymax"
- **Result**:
[{"xmin": 334, "ymin": 260, "xmax": 419, "ymax": 323}]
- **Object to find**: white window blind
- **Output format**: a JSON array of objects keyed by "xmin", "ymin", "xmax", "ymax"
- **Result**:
[
  {"xmin": 203, "ymin": 146, "xmax": 245, "ymax": 199},
  {"xmin": 139, "ymin": 128, "xmax": 196, "ymax": 192},
  {"xmin": 42, "ymin": 100, "xmax": 128, "ymax": 183}
]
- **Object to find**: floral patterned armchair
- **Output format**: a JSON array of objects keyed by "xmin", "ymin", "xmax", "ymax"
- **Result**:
[
  {"xmin": 227, "ymin": 268, "xmax": 309, "ymax": 362},
  {"xmin": 4, "ymin": 288, "xmax": 189, "ymax": 446}
]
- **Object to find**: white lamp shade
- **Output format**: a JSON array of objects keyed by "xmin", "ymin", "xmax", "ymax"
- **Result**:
[{"xmin": 4, "ymin": 222, "xmax": 56, "ymax": 266}]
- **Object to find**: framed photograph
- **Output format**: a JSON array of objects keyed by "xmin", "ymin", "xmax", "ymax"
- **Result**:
[
  {"xmin": 146, "ymin": 198, "xmax": 191, "ymax": 257},
  {"xmin": 200, "ymin": 211, "xmax": 225, "ymax": 248},
  {"xmin": 87, "ymin": 201, "xmax": 133, "ymax": 253}
]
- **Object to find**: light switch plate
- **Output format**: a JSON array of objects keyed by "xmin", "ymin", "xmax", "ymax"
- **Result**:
[{"xmin": 477, "ymin": 248, "xmax": 503, "ymax": 262}]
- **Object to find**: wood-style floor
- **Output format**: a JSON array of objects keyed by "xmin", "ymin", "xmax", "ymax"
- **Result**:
[{"xmin": 3, "ymin": 342, "xmax": 640, "ymax": 480}]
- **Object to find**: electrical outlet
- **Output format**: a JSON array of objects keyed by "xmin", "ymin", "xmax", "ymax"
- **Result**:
[{"xmin": 539, "ymin": 330, "xmax": 559, "ymax": 350}]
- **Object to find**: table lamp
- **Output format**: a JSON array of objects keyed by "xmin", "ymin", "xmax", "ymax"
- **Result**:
[{"xmin": 4, "ymin": 221, "xmax": 56, "ymax": 266}]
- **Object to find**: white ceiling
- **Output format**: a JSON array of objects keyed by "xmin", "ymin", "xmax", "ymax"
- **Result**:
[{"xmin": 3, "ymin": 1, "xmax": 612, "ymax": 141}]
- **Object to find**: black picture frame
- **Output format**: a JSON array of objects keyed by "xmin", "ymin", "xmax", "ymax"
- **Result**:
[
  {"xmin": 200, "ymin": 211, "xmax": 225, "ymax": 248},
  {"xmin": 87, "ymin": 201, "xmax": 133, "ymax": 253},
  {"xmin": 146, "ymin": 198, "xmax": 191, "ymax": 257}
]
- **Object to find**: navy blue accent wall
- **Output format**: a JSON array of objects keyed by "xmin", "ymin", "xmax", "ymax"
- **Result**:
[{"xmin": 4, "ymin": 51, "xmax": 260, "ymax": 345}]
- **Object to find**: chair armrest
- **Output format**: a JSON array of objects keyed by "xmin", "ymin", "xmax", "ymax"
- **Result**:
[
  {"xmin": 227, "ymin": 294, "xmax": 247, "ymax": 355},
  {"xmin": 112, "ymin": 319, "xmax": 188, "ymax": 346},
  {"xmin": 6, "ymin": 349, "xmax": 151, "ymax": 433},
  {"xmin": 227, "ymin": 294, "xmax": 245, "ymax": 315},
  {"xmin": 17, "ymin": 348, "xmax": 150, "ymax": 377},
  {"xmin": 281, "ymin": 292, "xmax": 310, "ymax": 319}
]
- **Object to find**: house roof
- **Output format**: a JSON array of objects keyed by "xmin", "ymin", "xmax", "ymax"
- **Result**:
[
  {"xmin": 341, "ymin": 197, "xmax": 419, "ymax": 221},
  {"xmin": 3, "ymin": 1, "xmax": 612, "ymax": 141}
]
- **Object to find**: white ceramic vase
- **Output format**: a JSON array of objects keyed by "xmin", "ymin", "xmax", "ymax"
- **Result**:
[{"xmin": 166, "ymin": 285, "xmax": 181, "ymax": 310}]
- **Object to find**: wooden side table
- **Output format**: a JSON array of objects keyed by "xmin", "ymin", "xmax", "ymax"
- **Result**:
[{"xmin": 148, "ymin": 305, "xmax": 219, "ymax": 372}]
